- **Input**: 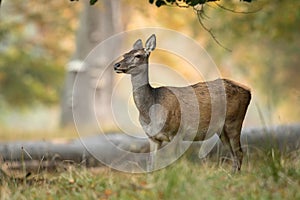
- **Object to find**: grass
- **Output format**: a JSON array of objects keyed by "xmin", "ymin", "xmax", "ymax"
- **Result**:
[
  {"xmin": 1, "ymin": 150, "xmax": 299, "ymax": 200},
  {"xmin": 0, "ymin": 125, "xmax": 121, "ymax": 142},
  {"xmin": 0, "ymin": 125, "xmax": 299, "ymax": 199},
  {"xmin": 0, "ymin": 126, "xmax": 80, "ymax": 142}
]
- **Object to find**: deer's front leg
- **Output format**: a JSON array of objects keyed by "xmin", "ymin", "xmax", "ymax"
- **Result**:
[
  {"xmin": 142, "ymin": 104, "xmax": 168, "ymax": 171},
  {"xmin": 147, "ymin": 138, "xmax": 163, "ymax": 171}
]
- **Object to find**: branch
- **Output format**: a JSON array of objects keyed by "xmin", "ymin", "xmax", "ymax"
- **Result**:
[
  {"xmin": 194, "ymin": 6, "xmax": 232, "ymax": 52},
  {"xmin": 69, "ymin": 0, "xmax": 253, "ymax": 6},
  {"xmin": 214, "ymin": 2, "xmax": 262, "ymax": 14},
  {"xmin": 149, "ymin": 0, "xmax": 253, "ymax": 8}
]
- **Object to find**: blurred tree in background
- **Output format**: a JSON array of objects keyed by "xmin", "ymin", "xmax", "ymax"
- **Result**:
[
  {"xmin": 122, "ymin": 0, "xmax": 300, "ymax": 123},
  {"xmin": 204, "ymin": 0, "xmax": 300, "ymax": 122},
  {"xmin": 0, "ymin": 0, "xmax": 298, "ymax": 128},
  {"xmin": 60, "ymin": 0, "xmax": 122, "ymax": 127},
  {"xmin": 0, "ymin": 1, "xmax": 80, "ymax": 108},
  {"xmin": 86, "ymin": 0, "xmax": 253, "ymax": 7}
]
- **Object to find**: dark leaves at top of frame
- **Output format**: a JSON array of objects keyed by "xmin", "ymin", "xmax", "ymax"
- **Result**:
[
  {"xmin": 90, "ymin": 0, "xmax": 98, "ymax": 5},
  {"xmin": 149, "ymin": 0, "xmax": 252, "ymax": 7},
  {"xmin": 69, "ymin": 0, "xmax": 252, "ymax": 6}
]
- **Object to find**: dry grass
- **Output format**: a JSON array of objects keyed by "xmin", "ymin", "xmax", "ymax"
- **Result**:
[
  {"xmin": 0, "ymin": 126, "xmax": 299, "ymax": 199},
  {"xmin": 1, "ymin": 150, "xmax": 299, "ymax": 200},
  {"xmin": 0, "ymin": 126, "xmax": 79, "ymax": 142}
]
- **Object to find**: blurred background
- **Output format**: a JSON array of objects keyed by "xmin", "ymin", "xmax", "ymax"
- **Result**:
[{"xmin": 0, "ymin": 0, "xmax": 299, "ymax": 140}]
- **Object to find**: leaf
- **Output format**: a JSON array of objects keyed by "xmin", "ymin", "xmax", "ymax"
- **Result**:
[
  {"xmin": 104, "ymin": 189, "xmax": 113, "ymax": 196},
  {"xmin": 90, "ymin": 0, "xmax": 98, "ymax": 5},
  {"xmin": 150, "ymin": 0, "xmax": 252, "ymax": 8},
  {"xmin": 155, "ymin": 0, "xmax": 166, "ymax": 7}
]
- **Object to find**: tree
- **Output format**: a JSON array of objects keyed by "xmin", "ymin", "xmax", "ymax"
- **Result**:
[
  {"xmin": 1, "ymin": 124, "xmax": 299, "ymax": 173},
  {"xmin": 0, "ymin": 1, "xmax": 79, "ymax": 108},
  {"xmin": 204, "ymin": 0, "xmax": 300, "ymax": 123},
  {"xmin": 148, "ymin": 0, "xmax": 252, "ymax": 7},
  {"xmin": 69, "ymin": 0, "xmax": 253, "ymax": 51},
  {"xmin": 0, "ymin": 0, "xmax": 252, "ymax": 109},
  {"xmin": 60, "ymin": 0, "xmax": 122, "ymax": 127},
  {"xmin": 77, "ymin": 0, "xmax": 253, "ymax": 7}
]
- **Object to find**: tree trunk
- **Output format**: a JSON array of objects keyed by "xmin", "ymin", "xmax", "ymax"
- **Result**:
[
  {"xmin": 1, "ymin": 125, "xmax": 299, "ymax": 173},
  {"xmin": 60, "ymin": 0, "xmax": 122, "ymax": 127}
]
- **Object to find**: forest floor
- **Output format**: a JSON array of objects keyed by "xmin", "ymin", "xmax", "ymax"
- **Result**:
[{"xmin": 1, "ymin": 149, "xmax": 299, "ymax": 200}]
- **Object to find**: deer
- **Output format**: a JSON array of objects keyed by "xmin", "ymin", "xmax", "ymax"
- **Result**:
[{"xmin": 113, "ymin": 34, "xmax": 251, "ymax": 172}]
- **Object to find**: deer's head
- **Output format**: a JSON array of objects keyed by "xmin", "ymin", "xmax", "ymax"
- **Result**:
[{"xmin": 114, "ymin": 34, "xmax": 156, "ymax": 75}]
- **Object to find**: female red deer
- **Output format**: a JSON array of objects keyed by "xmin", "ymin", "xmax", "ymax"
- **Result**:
[{"xmin": 114, "ymin": 34, "xmax": 251, "ymax": 171}]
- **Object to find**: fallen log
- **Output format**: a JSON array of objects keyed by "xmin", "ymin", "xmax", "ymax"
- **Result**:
[{"xmin": 0, "ymin": 124, "xmax": 299, "ymax": 172}]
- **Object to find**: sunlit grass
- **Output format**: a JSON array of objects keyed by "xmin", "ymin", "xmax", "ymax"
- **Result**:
[
  {"xmin": 0, "ymin": 124, "xmax": 122, "ymax": 142},
  {"xmin": 0, "ymin": 124, "xmax": 299, "ymax": 199},
  {"xmin": 1, "ymin": 151, "xmax": 299, "ymax": 200},
  {"xmin": 0, "ymin": 126, "xmax": 79, "ymax": 141}
]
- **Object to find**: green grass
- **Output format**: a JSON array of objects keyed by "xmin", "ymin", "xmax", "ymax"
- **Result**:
[{"xmin": 1, "ymin": 151, "xmax": 299, "ymax": 200}]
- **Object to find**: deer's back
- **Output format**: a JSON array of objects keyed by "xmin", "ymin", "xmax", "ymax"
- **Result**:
[{"xmin": 153, "ymin": 78, "xmax": 251, "ymax": 141}]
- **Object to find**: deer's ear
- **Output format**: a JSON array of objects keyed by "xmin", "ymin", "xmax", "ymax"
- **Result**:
[
  {"xmin": 133, "ymin": 39, "xmax": 143, "ymax": 50},
  {"xmin": 145, "ymin": 34, "xmax": 156, "ymax": 52}
]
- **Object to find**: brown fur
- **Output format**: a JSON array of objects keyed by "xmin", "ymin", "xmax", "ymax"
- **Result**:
[{"xmin": 114, "ymin": 35, "xmax": 251, "ymax": 171}]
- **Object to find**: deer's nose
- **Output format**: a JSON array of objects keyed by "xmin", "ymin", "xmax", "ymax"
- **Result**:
[{"xmin": 114, "ymin": 63, "xmax": 120, "ymax": 70}]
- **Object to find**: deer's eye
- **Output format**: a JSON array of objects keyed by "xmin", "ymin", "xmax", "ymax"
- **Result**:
[{"xmin": 135, "ymin": 55, "xmax": 142, "ymax": 59}]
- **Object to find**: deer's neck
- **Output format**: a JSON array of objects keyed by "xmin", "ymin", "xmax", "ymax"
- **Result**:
[{"xmin": 131, "ymin": 68, "xmax": 154, "ymax": 123}]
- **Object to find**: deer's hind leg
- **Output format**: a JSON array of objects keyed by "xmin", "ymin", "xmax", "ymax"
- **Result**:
[{"xmin": 220, "ymin": 123, "xmax": 243, "ymax": 172}]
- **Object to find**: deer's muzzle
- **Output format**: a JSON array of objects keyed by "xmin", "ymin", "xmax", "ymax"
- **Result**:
[{"xmin": 114, "ymin": 62, "xmax": 124, "ymax": 73}]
